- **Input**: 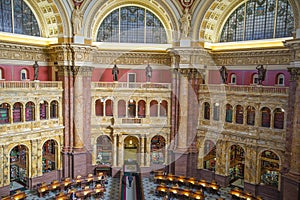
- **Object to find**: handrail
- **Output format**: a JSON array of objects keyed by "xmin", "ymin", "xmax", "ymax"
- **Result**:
[
  {"xmin": 199, "ymin": 84, "xmax": 289, "ymax": 95},
  {"xmin": 0, "ymin": 81, "xmax": 62, "ymax": 89},
  {"xmin": 92, "ymin": 82, "xmax": 171, "ymax": 89}
]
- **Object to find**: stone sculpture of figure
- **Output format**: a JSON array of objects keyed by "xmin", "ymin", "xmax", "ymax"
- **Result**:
[
  {"xmin": 219, "ymin": 65, "xmax": 228, "ymax": 84},
  {"xmin": 145, "ymin": 64, "xmax": 152, "ymax": 82},
  {"xmin": 180, "ymin": 7, "xmax": 191, "ymax": 38},
  {"xmin": 256, "ymin": 65, "xmax": 266, "ymax": 85},
  {"xmin": 112, "ymin": 64, "xmax": 119, "ymax": 81},
  {"xmin": 72, "ymin": 5, "xmax": 83, "ymax": 35},
  {"xmin": 33, "ymin": 61, "xmax": 39, "ymax": 80}
]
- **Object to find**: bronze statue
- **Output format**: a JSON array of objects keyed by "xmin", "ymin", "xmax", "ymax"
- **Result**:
[
  {"xmin": 33, "ymin": 61, "xmax": 39, "ymax": 80},
  {"xmin": 145, "ymin": 64, "xmax": 152, "ymax": 82},
  {"xmin": 112, "ymin": 64, "xmax": 119, "ymax": 81},
  {"xmin": 219, "ymin": 66, "xmax": 228, "ymax": 84},
  {"xmin": 256, "ymin": 65, "xmax": 266, "ymax": 85}
]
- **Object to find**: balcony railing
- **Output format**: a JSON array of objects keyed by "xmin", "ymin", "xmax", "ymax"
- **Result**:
[
  {"xmin": 199, "ymin": 84, "xmax": 289, "ymax": 95},
  {"xmin": 92, "ymin": 82, "xmax": 171, "ymax": 89},
  {"xmin": 0, "ymin": 81, "xmax": 63, "ymax": 90}
]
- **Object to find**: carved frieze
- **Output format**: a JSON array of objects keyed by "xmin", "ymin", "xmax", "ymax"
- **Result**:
[
  {"xmin": 211, "ymin": 49, "xmax": 291, "ymax": 66},
  {"xmin": 0, "ymin": 43, "xmax": 48, "ymax": 62}
]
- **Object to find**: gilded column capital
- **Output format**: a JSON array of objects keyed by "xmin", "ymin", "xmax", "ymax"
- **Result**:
[{"xmin": 72, "ymin": 66, "xmax": 94, "ymax": 76}]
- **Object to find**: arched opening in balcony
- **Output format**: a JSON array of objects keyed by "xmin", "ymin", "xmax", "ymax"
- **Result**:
[
  {"xmin": 235, "ymin": 105, "xmax": 244, "ymax": 124},
  {"xmin": 0, "ymin": 103, "xmax": 10, "ymax": 124},
  {"xmin": 50, "ymin": 100, "xmax": 59, "ymax": 119},
  {"xmin": 25, "ymin": 101, "xmax": 35, "ymax": 121},
  {"xmin": 159, "ymin": 100, "xmax": 168, "ymax": 117},
  {"xmin": 95, "ymin": 99, "xmax": 104, "ymax": 116},
  {"xmin": 261, "ymin": 107, "xmax": 271, "ymax": 127},
  {"xmin": 128, "ymin": 99, "xmax": 136, "ymax": 118},
  {"xmin": 40, "ymin": 100, "xmax": 48, "ymax": 120},
  {"xmin": 96, "ymin": 135, "xmax": 112, "ymax": 165},
  {"xmin": 203, "ymin": 140, "xmax": 216, "ymax": 171},
  {"xmin": 150, "ymin": 135, "xmax": 166, "ymax": 165},
  {"xmin": 118, "ymin": 100, "xmax": 126, "ymax": 118},
  {"xmin": 105, "ymin": 99, "xmax": 113, "ymax": 116},
  {"xmin": 260, "ymin": 150, "xmax": 279, "ymax": 188},
  {"xmin": 225, "ymin": 104, "xmax": 233, "ymax": 123},
  {"xmin": 203, "ymin": 102, "xmax": 210, "ymax": 120},
  {"xmin": 246, "ymin": 106, "xmax": 255, "ymax": 126},
  {"xmin": 13, "ymin": 102, "xmax": 22, "ymax": 123},
  {"xmin": 42, "ymin": 139, "xmax": 58, "ymax": 174},
  {"xmin": 150, "ymin": 100, "xmax": 158, "ymax": 117},
  {"xmin": 10, "ymin": 145, "xmax": 28, "ymax": 186},
  {"xmin": 229, "ymin": 145, "xmax": 245, "ymax": 185},
  {"xmin": 138, "ymin": 100, "xmax": 146, "ymax": 118},
  {"xmin": 274, "ymin": 108, "xmax": 284, "ymax": 129}
]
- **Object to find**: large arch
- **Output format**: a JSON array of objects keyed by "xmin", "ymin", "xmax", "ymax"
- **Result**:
[
  {"xmin": 85, "ymin": 0, "xmax": 182, "ymax": 43},
  {"xmin": 193, "ymin": 0, "xmax": 300, "ymax": 43}
]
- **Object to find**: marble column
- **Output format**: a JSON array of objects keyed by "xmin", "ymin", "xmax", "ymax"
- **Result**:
[{"xmin": 282, "ymin": 39, "xmax": 300, "ymax": 200}]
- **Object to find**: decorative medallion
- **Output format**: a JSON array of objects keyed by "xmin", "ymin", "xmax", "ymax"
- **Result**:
[{"xmin": 181, "ymin": 0, "xmax": 194, "ymax": 8}]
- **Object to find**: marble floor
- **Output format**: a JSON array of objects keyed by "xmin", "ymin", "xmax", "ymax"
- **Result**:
[{"xmin": 8, "ymin": 177, "xmax": 234, "ymax": 200}]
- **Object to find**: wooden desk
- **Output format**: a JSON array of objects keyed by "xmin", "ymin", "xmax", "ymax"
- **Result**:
[
  {"xmin": 11, "ymin": 191, "xmax": 27, "ymax": 200},
  {"xmin": 38, "ymin": 183, "xmax": 50, "ymax": 197},
  {"xmin": 55, "ymin": 192, "xmax": 69, "ymax": 200},
  {"xmin": 76, "ymin": 188, "xmax": 93, "ymax": 199}
]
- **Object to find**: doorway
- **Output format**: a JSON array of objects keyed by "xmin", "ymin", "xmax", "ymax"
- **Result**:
[{"xmin": 124, "ymin": 136, "xmax": 139, "ymax": 163}]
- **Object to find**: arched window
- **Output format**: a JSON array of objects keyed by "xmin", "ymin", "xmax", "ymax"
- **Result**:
[
  {"xmin": 261, "ymin": 107, "xmax": 271, "ymax": 127},
  {"xmin": 230, "ymin": 74, "xmax": 236, "ymax": 84},
  {"xmin": 260, "ymin": 150, "xmax": 279, "ymax": 187},
  {"xmin": 203, "ymin": 140, "xmax": 216, "ymax": 171},
  {"xmin": 50, "ymin": 100, "xmax": 58, "ymax": 119},
  {"xmin": 220, "ymin": 0, "xmax": 294, "ymax": 42},
  {"xmin": 105, "ymin": 99, "xmax": 113, "ymax": 116},
  {"xmin": 236, "ymin": 105, "xmax": 244, "ymax": 124},
  {"xmin": 150, "ymin": 100, "xmax": 158, "ymax": 117},
  {"xmin": 150, "ymin": 135, "xmax": 166, "ymax": 164},
  {"xmin": 40, "ymin": 101, "xmax": 48, "ymax": 120},
  {"xmin": 138, "ymin": 100, "xmax": 146, "ymax": 118},
  {"xmin": 95, "ymin": 99, "xmax": 104, "ymax": 116},
  {"xmin": 128, "ymin": 99, "xmax": 136, "ymax": 118},
  {"xmin": 274, "ymin": 108, "xmax": 284, "ymax": 129},
  {"xmin": 160, "ymin": 100, "xmax": 168, "ymax": 117},
  {"xmin": 276, "ymin": 74, "xmax": 285, "ymax": 86},
  {"xmin": 0, "ymin": 0, "xmax": 40, "ymax": 36},
  {"xmin": 213, "ymin": 103, "xmax": 220, "ymax": 121},
  {"xmin": 0, "ymin": 103, "xmax": 10, "ymax": 124},
  {"xmin": 97, "ymin": 6, "xmax": 167, "ymax": 44},
  {"xmin": 225, "ymin": 104, "xmax": 233, "ymax": 123},
  {"xmin": 246, "ymin": 106, "xmax": 255, "ymax": 126},
  {"xmin": 118, "ymin": 100, "xmax": 126, "ymax": 118},
  {"xmin": 96, "ymin": 136, "xmax": 112, "ymax": 165},
  {"xmin": 25, "ymin": 101, "xmax": 35, "ymax": 121},
  {"xmin": 13, "ymin": 102, "xmax": 22, "ymax": 122},
  {"xmin": 20, "ymin": 69, "xmax": 27, "ymax": 80},
  {"xmin": 204, "ymin": 102, "xmax": 210, "ymax": 120},
  {"xmin": 42, "ymin": 140, "xmax": 57, "ymax": 173},
  {"xmin": 252, "ymin": 74, "xmax": 258, "ymax": 85}
]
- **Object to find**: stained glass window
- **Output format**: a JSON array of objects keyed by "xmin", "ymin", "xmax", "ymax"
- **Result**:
[
  {"xmin": 0, "ymin": 0, "xmax": 40, "ymax": 36},
  {"xmin": 220, "ymin": 0, "xmax": 294, "ymax": 42},
  {"xmin": 97, "ymin": 6, "xmax": 167, "ymax": 44}
]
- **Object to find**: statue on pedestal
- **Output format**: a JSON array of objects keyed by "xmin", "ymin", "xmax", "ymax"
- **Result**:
[
  {"xmin": 180, "ymin": 7, "xmax": 191, "ymax": 39},
  {"xmin": 112, "ymin": 64, "xmax": 119, "ymax": 81},
  {"xmin": 72, "ymin": 5, "xmax": 83, "ymax": 35},
  {"xmin": 145, "ymin": 64, "xmax": 152, "ymax": 82},
  {"xmin": 33, "ymin": 61, "xmax": 39, "ymax": 80},
  {"xmin": 219, "ymin": 66, "xmax": 228, "ymax": 84},
  {"xmin": 256, "ymin": 65, "xmax": 266, "ymax": 85}
]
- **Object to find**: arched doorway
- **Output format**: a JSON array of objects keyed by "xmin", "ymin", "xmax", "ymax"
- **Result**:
[
  {"xmin": 229, "ymin": 145, "xmax": 245, "ymax": 187},
  {"xmin": 124, "ymin": 136, "xmax": 139, "ymax": 163},
  {"xmin": 150, "ymin": 135, "xmax": 166, "ymax": 165},
  {"xmin": 10, "ymin": 145, "xmax": 28, "ymax": 188},
  {"xmin": 42, "ymin": 139, "xmax": 58, "ymax": 174}
]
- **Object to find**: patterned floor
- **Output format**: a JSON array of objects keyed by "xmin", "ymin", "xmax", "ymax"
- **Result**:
[{"xmin": 8, "ymin": 177, "xmax": 233, "ymax": 200}]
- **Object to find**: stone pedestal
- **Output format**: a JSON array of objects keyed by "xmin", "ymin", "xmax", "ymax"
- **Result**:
[{"xmin": 180, "ymin": 39, "xmax": 191, "ymax": 47}]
